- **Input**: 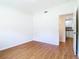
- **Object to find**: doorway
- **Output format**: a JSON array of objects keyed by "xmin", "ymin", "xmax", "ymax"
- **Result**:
[
  {"xmin": 65, "ymin": 14, "xmax": 73, "ymax": 42},
  {"xmin": 59, "ymin": 13, "xmax": 73, "ymax": 43},
  {"xmin": 59, "ymin": 13, "xmax": 75, "ymax": 55}
]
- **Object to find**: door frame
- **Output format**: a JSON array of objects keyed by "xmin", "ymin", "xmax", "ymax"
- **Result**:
[{"xmin": 59, "ymin": 12, "xmax": 78, "ymax": 56}]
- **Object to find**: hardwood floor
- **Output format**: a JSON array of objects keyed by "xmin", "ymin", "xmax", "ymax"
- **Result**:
[{"xmin": 0, "ymin": 38, "xmax": 78, "ymax": 59}]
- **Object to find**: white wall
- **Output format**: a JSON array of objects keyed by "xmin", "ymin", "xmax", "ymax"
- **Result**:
[
  {"xmin": 77, "ymin": 0, "xmax": 79, "ymax": 7},
  {"xmin": 33, "ymin": 8, "xmax": 59, "ymax": 45},
  {"xmin": 33, "ymin": 2, "xmax": 76, "ymax": 45},
  {"xmin": 0, "ymin": 6, "xmax": 33, "ymax": 50}
]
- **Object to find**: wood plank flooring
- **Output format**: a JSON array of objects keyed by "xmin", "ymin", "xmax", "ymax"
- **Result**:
[{"xmin": 0, "ymin": 38, "xmax": 78, "ymax": 59}]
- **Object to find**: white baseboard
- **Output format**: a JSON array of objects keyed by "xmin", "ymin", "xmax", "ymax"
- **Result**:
[
  {"xmin": 0, "ymin": 40, "xmax": 32, "ymax": 51},
  {"xmin": 32, "ymin": 40, "xmax": 59, "ymax": 46}
]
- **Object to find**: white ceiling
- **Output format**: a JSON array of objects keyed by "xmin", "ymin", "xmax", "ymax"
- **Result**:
[{"xmin": 0, "ymin": 0, "xmax": 76, "ymax": 14}]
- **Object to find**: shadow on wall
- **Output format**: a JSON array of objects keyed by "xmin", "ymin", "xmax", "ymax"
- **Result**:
[
  {"xmin": 0, "ymin": 31, "xmax": 32, "ymax": 51},
  {"xmin": 33, "ymin": 33, "xmax": 59, "ymax": 45}
]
